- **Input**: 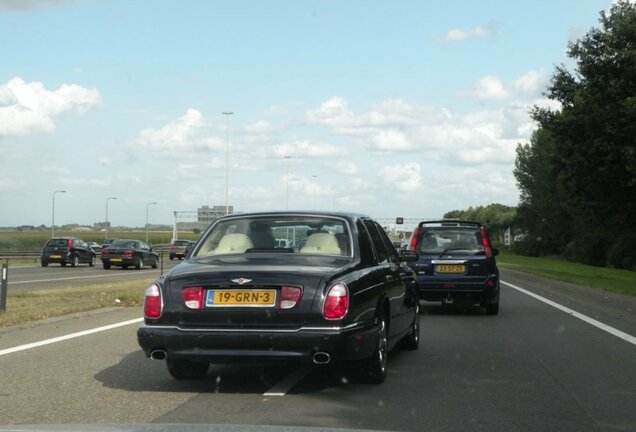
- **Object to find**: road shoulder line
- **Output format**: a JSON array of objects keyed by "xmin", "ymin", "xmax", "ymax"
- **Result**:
[
  {"xmin": 0, "ymin": 317, "xmax": 143, "ymax": 357},
  {"xmin": 502, "ymin": 280, "xmax": 636, "ymax": 346}
]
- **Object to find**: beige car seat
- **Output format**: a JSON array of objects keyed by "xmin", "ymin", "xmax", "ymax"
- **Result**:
[{"xmin": 300, "ymin": 233, "xmax": 341, "ymax": 255}]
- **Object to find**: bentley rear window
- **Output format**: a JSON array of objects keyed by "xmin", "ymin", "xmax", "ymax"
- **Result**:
[{"xmin": 195, "ymin": 216, "xmax": 352, "ymax": 257}]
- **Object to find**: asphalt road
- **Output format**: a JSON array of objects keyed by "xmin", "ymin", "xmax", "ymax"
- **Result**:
[
  {"xmin": 0, "ymin": 268, "xmax": 635, "ymax": 431},
  {"xmin": 4, "ymin": 257, "xmax": 182, "ymax": 291}
]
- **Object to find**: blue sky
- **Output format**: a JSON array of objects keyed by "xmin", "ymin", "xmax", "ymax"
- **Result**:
[{"xmin": 0, "ymin": 0, "xmax": 613, "ymax": 227}]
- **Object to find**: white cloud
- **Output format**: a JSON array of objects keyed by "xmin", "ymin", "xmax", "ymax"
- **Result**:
[
  {"xmin": 135, "ymin": 108, "xmax": 223, "ymax": 157},
  {"xmin": 306, "ymin": 94, "xmax": 533, "ymax": 166},
  {"xmin": 0, "ymin": 77, "xmax": 101, "ymax": 137},
  {"xmin": 460, "ymin": 75, "xmax": 509, "ymax": 101},
  {"xmin": 379, "ymin": 163, "xmax": 425, "ymax": 193},
  {"xmin": 0, "ymin": 0, "xmax": 72, "ymax": 12},
  {"xmin": 459, "ymin": 70, "xmax": 546, "ymax": 102},
  {"xmin": 272, "ymin": 140, "xmax": 347, "ymax": 159},
  {"xmin": 443, "ymin": 23, "xmax": 496, "ymax": 42}
]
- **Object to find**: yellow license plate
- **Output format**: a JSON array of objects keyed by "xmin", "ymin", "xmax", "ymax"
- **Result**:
[
  {"xmin": 205, "ymin": 289, "xmax": 276, "ymax": 307},
  {"xmin": 110, "ymin": 258, "xmax": 122, "ymax": 262},
  {"xmin": 436, "ymin": 264, "xmax": 466, "ymax": 273},
  {"xmin": 50, "ymin": 255, "xmax": 61, "ymax": 259}
]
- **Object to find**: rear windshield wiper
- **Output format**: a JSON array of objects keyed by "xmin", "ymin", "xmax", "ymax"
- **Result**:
[{"xmin": 439, "ymin": 248, "xmax": 471, "ymax": 257}]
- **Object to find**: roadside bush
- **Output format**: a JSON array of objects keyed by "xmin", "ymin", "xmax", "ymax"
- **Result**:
[{"xmin": 606, "ymin": 232, "xmax": 636, "ymax": 270}]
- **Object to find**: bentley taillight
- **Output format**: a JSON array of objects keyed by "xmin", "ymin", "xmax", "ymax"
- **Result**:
[
  {"xmin": 323, "ymin": 283, "xmax": 349, "ymax": 320},
  {"xmin": 279, "ymin": 286, "xmax": 302, "ymax": 309},
  {"xmin": 182, "ymin": 286, "xmax": 204, "ymax": 310},
  {"xmin": 144, "ymin": 283, "xmax": 163, "ymax": 318}
]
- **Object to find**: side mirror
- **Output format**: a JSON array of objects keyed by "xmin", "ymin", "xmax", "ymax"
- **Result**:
[{"xmin": 399, "ymin": 250, "xmax": 418, "ymax": 262}]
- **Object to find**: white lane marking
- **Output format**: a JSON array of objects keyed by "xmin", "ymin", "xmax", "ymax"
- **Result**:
[
  {"xmin": 0, "ymin": 318, "xmax": 143, "ymax": 357},
  {"xmin": 263, "ymin": 366, "xmax": 312, "ymax": 396},
  {"xmin": 502, "ymin": 280, "xmax": 636, "ymax": 347},
  {"xmin": 10, "ymin": 271, "xmax": 156, "ymax": 285}
]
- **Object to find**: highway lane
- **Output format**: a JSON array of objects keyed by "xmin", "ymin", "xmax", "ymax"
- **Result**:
[
  {"xmin": 0, "ymin": 270, "xmax": 634, "ymax": 431},
  {"xmin": 4, "ymin": 258, "xmax": 182, "ymax": 291}
]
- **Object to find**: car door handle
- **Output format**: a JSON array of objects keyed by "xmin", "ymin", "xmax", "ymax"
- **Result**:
[{"xmin": 384, "ymin": 275, "xmax": 394, "ymax": 282}]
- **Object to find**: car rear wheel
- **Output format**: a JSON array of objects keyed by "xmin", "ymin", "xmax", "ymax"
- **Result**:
[
  {"xmin": 61, "ymin": 262, "xmax": 66, "ymax": 267},
  {"xmin": 151, "ymin": 257, "xmax": 158, "ymax": 269},
  {"xmin": 103, "ymin": 262, "xmax": 111, "ymax": 270},
  {"xmin": 167, "ymin": 358, "xmax": 209, "ymax": 379},
  {"xmin": 41, "ymin": 260, "xmax": 48, "ymax": 267},
  {"xmin": 357, "ymin": 314, "xmax": 388, "ymax": 384},
  {"xmin": 400, "ymin": 303, "xmax": 420, "ymax": 350},
  {"xmin": 136, "ymin": 258, "xmax": 144, "ymax": 270},
  {"xmin": 89, "ymin": 255, "xmax": 96, "ymax": 267},
  {"xmin": 483, "ymin": 289, "xmax": 500, "ymax": 315},
  {"xmin": 71, "ymin": 255, "xmax": 79, "ymax": 267}
]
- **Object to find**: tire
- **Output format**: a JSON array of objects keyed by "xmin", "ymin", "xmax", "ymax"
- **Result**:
[
  {"xmin": 71, "ymin": 255, "xmax": 79, "ymax": 268},
  {"xmin": 400, "ymin": 302, "xmax": 420, "ymax": 350},
  {"xmin": 357, "ymin": 314, "xmax": 388, "ymax": 384},
  {"xmin": 103, "ymin": 262, "xmax": 111, "ymax": 270},
  {"xmin": 484, "ymin": 288, "xmax": 500, "ymax": 315},
  {"xmin": 167, "ymin": 359, "xmax": 209, "ymax": 379},
  {"xmin": 61, "ymin": 262, "xmax": 66, "ymax": 267},
  {"xmin": 89, "ymin": 255, "xmax": 96, "ymax": 267},
  {"xmin": 169, "ymin": 255, "xmax": 174, "ymax": 261},
  {"xmin": 151, "ymin": 257, "xmax": 158, "ymax": 269},
  {"xmin": 486, "ymin": 303, "xmax": 499, "ymax": 315},
  {"xmin": 136, "ymin": 258, "xmax": 144, "ymax": 270},
  {"xmin": 41, "ymin": 260, "xmax": 48, "ymax": 267}
]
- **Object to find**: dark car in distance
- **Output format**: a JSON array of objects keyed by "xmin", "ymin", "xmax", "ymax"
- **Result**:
[
  {"xmin": 405, "ymin": 220, "xmax": 500, "ymax": 314},
  {"xmin": 101, "ymin": 239, "xmax": 159, "ymax": 270},
  {"xmin": 41, "ymin": 237, "xmax": 97, "ymax": 267},
  {"xmin": 169, "ymin": 239, "xmax": 191, "ymax": 260},
  {"xmin": 138, "ymin": 211, "xmax": 420, "ymax": 383}
]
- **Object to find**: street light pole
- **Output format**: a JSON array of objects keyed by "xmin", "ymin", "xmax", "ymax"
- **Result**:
[
  {"xmin": 284, "ymin": 155, "xmax": 292, "ymax": 210},
  {"xmin": 105, "ymin": 197, "xmax": 117, "ymax": 241},
  {"xmin": 145, "ymin": 201, "xmax": 157, "ymax": 244},
  {"xmin": 312, "ymin": 175, "xmax": 318, "ymax": 209},
  {"xmin": 222, "ymin": 111, "xmax": 234, "ymax": 215},
  {"xmin": 51, "ymin": 190, "xmax": 66, "ymax": 238}
]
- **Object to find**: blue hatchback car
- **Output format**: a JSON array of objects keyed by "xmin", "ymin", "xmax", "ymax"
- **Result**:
[{"xmin": 405, "ymin": 220, "xmax": 500, "ymax": 314}]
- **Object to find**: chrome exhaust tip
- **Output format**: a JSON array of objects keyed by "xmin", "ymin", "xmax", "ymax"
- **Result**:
[
  {"xmin": 150, "ymin": 349, "xmax": 167, "ymax": 360},
  {"xmin": 313, "ymin": 352, "xmax": 331, "ymax": 364}
]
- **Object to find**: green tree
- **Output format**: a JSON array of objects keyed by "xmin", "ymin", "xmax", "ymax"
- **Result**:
[{"xmin": 516, "ymin": 1, "xmax": 636, "ymax": 268}]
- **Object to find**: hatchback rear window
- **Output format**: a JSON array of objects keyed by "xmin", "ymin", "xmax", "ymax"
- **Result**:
[
  {"xmin": 46, "ymin": 239, "xmax": 70, "ymax": 247},
  {"xmin": 418, "ymin": 228, "xmax": 483, "ymax": 255}
]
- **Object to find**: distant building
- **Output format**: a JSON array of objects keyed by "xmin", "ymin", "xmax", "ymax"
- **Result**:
[{"xmin": 198, "ymin": 205, "xmax": 232, "ymax": 223}]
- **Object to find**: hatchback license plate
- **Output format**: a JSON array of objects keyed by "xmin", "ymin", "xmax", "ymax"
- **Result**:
[
  {"xmin": 110, "ymin": 258, "xmax": 122, "ymax": 262},
  {"xmin": 50, "ymin": 255, "xmax": 61, "ymax": 259},
  {"xmin": 206, "ymin": 289, "xmax": 276, "ymax": 307},
  {"xmin": 436, "ymin": 264, "xmax": 466, "ymax": 273}
]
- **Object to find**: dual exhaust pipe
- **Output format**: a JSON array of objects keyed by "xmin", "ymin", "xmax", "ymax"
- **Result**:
[
  {"xmin": 150, "ymin": 349, "xmax": 167, "ymax": 360},
  {"xmin": 151, "ymin": 349, "xmax": 331, "ymax": 365}
]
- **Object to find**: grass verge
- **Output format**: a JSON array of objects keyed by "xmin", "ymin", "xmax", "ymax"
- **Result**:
[
  {"xmin": 497, "ymin": 250, "xmax": 636, "ymax": 297},
  {"xmin": 0, "ymin": 278, "xmax": 153, "ymax": 327}
]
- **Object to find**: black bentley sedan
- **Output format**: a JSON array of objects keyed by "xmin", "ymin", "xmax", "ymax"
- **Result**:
[
  {"xmin": 137, "ymin": 211, "xmax": 420, "ymax": 383},
  {"xmin": 101, "ymin": 239, "xmax": 159, "ymax": 270}
]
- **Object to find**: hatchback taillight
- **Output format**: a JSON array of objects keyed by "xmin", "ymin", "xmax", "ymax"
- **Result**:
[
  {"xmin": 323, "ymin": 283, "xmax": 349, "ymax": 320},
  {"xmin": 480, "ymin": 228, "xmax": 493, "ymax": 258},
  {"xmin": 67, "ymin": 239, "xmax": 74, "ymax": 248},
  {"xmin": 123, "ymin": 250, "xmax": 134, "ymax": 257},
  {"xmin": 409, "ymin": 226, "xmax": 422, "ymax": 252},
  {"xmin": 279, "ymin": 286, "xmax": 302, "ymax": 310},
  {"xmin": 144, "ymin": 283, "xmax": 163, "ymax": 318},
  {"xmin": 182, "ymin": 286, "xmax": 204, "ymax": 310}
]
